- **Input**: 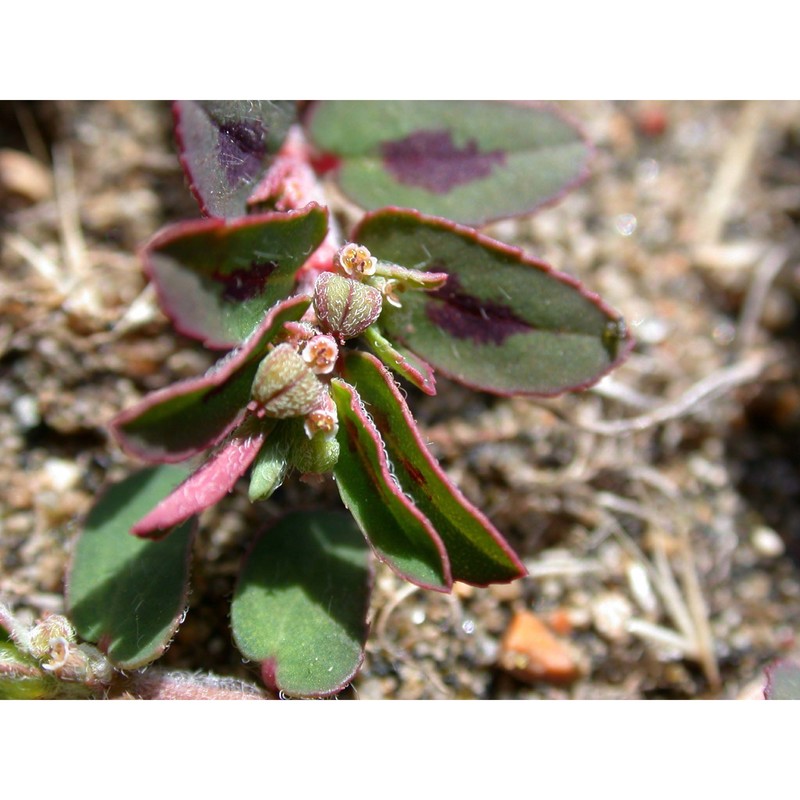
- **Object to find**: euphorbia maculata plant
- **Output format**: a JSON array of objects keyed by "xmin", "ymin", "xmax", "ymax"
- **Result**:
[{"xmin": 66, "ymin": 101, "xmax": 633, "ymax": 698}]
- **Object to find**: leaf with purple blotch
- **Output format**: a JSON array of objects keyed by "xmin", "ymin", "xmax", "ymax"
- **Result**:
[
  {"xmin": 330, "ymin": 378, "xmax": 452, "ymax": 592},
  {"xmin": 174, "ymin": 101, "xmax": 296, "ymax": 219},
  {"xmin": 143, "ymin": 204, "xmax": 327, "ymax": 349},
  {"xmin": 111, "ymin": 295, "xmax": 309, "ymax": 463},
  {"xmin": 304, "ymin": 101, "xmax": 592, "ymax": 226},
  {"xmin": 132, "ymin": 423, "xmax": 269, "ymax": 539},
  {"xmin": 231, "ymin": 511, "xmax": 372, "ymax": 698},
  {"xmin": 342, "ymin": 350, "xmax": 526, "ymax": 586},
  {"xmin": 67, "ymin": 465, "xmax": 196, "ymax": 669},
  {"xmin": 354, "ymin": 208, "xmax": 633, "ymax": 397}
]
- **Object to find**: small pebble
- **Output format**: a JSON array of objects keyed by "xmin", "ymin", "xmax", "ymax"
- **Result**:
[
  {"xmin": 634, "ymin": 316, "xmax": 671, "ymax": 345},
  {"xmin": 11, "ymin": 394, "xmax": 41, "ymax": 430},
  {"xmin": 0, "ymin": 148, "xmax": 53, "ymax": 202},
  {"xmin": 498, "ymin": 610, "xmax": 582, "ymax": 684},
  {"xmin": 43, "ymin": 458, "xmax": 81, "ymax": 493},
  {"xmin": 614, "ymin": 213, "xmax": 638, "ymax": 236},
  {"xmin": 688, "ymin": 454, "xmax": 729, "ymax": 488},
  {"xmin": 592, "ymin": 592, "xmax": 634, "ymax": 644},
  {"xmin": 751, "ymin": 526, "xmax": 785, "ymax": 559},
  {"xmin": 635, "ymin": 103, "xmax": 668, "ymax": 138}
]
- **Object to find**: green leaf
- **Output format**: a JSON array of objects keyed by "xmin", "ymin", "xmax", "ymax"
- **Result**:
[
  {"xmin": 330, "ymin": 378, "xmax": 452, "ymax": 592},
  {"xmin": 0, "ymin": 640, "xmax": 61, "ymax": 699},
  {"xmin": 111, "ymin": 295, "xmax": 310, "ymax": 463},
  {"xmin": 361, "ymin": 323, "xmax": 437, "ymax": 396},
  {"xmin": 174, "ymin": 100, "xmax": 296, "ymax": 218},
  {"xmin": 66, "ymin": 466, "xmax": 196, "ymax": 669},
  {"xmin": 356, "ymin": 208, "xmax": 632, "ymax": 396},
  {"xmin": 248, "ymin": 424, "xmax": 290, "ymax": 501},
  {"xmin": 231, "ymin": 511, "xmax": 372, "ymax": 698},
  {"xmin": 342, "ymin": 351, "xmax": 526, "ymax": 585},
  {"xmin": 305, "ymin": 101, "xmax": 591, "ymax": 225},
  {"xmin": 144, "ymin": 204, "xmax": 328, "ymax": 348}
]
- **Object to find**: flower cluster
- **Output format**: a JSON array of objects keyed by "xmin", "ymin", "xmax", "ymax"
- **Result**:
[{"xmin": 111, "ymin": 243, "xmax": 447, "ymax": 540}]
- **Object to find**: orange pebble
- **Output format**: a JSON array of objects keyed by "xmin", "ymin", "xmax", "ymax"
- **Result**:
[{"xmin": 499, "ymin": 610, "xmax": 582, "ymax": 684}]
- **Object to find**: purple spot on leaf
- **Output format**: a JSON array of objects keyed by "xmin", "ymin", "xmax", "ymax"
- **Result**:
[
  {"xmin": 380, "ymin": 129, "xmax": 505, "ymax": 194},
  {"xmin": 216, "ymin": 260, "xmax": 278, "ymax": 302},
  {"xmin": 426, "ymin": 274, "xmax": 530, "ymax": 345},
  {"xmin": 217, "ymin": 119, "xmax": 267, "ymax": 186},
  {"xmin": 396, "ymin": 455, "xmax": 428, "ymax": 489}
]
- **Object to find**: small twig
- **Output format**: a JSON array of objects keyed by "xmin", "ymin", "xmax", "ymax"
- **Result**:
[
  {"xmin": 374, "ymin": 583, "xmax": 420, "ymax": 640},
  {"xmin": 594, "ymin": 493, "xmax": 698, "ymax": 647},
  {"xmin": 112, "ymin": 283, "xmax": 160, "ymax": 335},
  {"xmin": 736, "ymin": 243, "xmax": 793, "ymax": 355},
  {"xmin": 650, "ymin": 533, "xmax": 697, "ymax": 647},
  {"xmin": 507, "ymin": 426, "xmax": 600, "ymax": 488},
  {"xmin": 668, "ymin": 510, "xmax": 721, "ymax": 690},
  {"xmin": 3, "ymin": 231, "xmax": 71, "ymax": 295},
  {"xmin": 595, "ymin": 491, "xmax": 659, "ymax": 523},
  {"xmin": 14, "ymin": 102, "xmax": 50, "ymax": 166},
  {"xmin": 524, "ymin": 555, "xmax": 606, "ymax": 580},
  {"xmin": 695, "ymin": 101, "xmax": 766, "ymax": 247},
  {"xmin": 628, "ymin": 464, "xmax": 681, "ymax": 501},
  {"xmin": 590, "ymin": 376, "xmax": 660, "ymax": 410},
  {"xmin": 625, "ymin": 619, "xmax": 696, "ymax": 658},
  {"xmin": 52, "ymin": 144, "xmax": 87, "ymax": 282},
  {"xmin": 636, "ymin": 479, "xmax": 720, "ymax": 690},
  {"xmin": 592, "ymin": 495, "xmax": 720, "ymax": 689},
  {"xmin": 574, "ymin": 355, "xmax": 768, "ymax": 436},
  {"xmin": 372, "ymin": 582, "xmax": 452, "ymax": 696}
]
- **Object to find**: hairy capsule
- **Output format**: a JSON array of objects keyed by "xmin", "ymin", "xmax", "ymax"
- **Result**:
[
  {"xmin": 313, "ymin": 272, "xmax": 383, "ymax": 342},
  {"xmin": 251, "ymin": 344, "xmax": 326, "ymax": 418}
]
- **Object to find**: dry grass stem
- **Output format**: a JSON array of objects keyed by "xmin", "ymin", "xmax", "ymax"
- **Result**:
[
  {"xmin": 3, "ymin": 232, "xmax": 70, "ymax": 296},
  {"xmin": 695, "ymin": 101, "xmax": 766, "ymax": 247},
  {"xmin": 574, "ymin": 354, "xmax": 769, "ymax": 436},
  {"xmin": 736, "ymin": 243, "xmax": 794, "ymax": 355}
]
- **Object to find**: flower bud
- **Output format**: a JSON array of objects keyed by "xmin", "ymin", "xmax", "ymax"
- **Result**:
[
  {"xmin": 313, "ymin": 272, "xmax": 383, "ymax": 342},
  {"xmin": 334, "ymin": 242, "xmax": 377, "ymax": 277},
  {"xmin": 301, "ymin": 334, "xmax": 339, "ymax": 374},
  {"xmin": 251, "ymin": 344, "xmax": 326, "ymax": 418},
  {"xmin": 28, "ymin": 614, "xmax": 76, "ymax": 660},
  {"xmin": 304, "ymin": 394, "xmax": 338, "ymax": 439}
]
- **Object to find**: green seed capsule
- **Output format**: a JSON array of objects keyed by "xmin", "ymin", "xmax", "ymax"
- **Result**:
[
  {"xmin": 313, "ymin": 272, "xmax": 383, "ymax": 341},
  {"xmin": 251, "ymin": 344, "xmax": 326, "ymax": 418},
  {"xmin": 290, "ymin": 432, "xmax": 341, "ymax": 475}
]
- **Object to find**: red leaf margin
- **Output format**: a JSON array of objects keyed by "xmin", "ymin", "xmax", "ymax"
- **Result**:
[
  {"xmin": 354, "ymin": 206, "xmax": 635, "ymax": 397},
  {"xmin": 111, "ymin": 294, "xmax": 310, "ymax": 463},
  {"xmin": 331, "ymin": 378, "xmax": 453, "ymax": 593},
  {"xmin": 342, "ymin": 349, "xmax": 527, "ymax": 585},
  {"xmin": 140, "ymin": 204, "xmax": 327, "ymax": 349},
  {"xmin": 302, "ymin": 101, "xmax": 596, "ymax": 227}
]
